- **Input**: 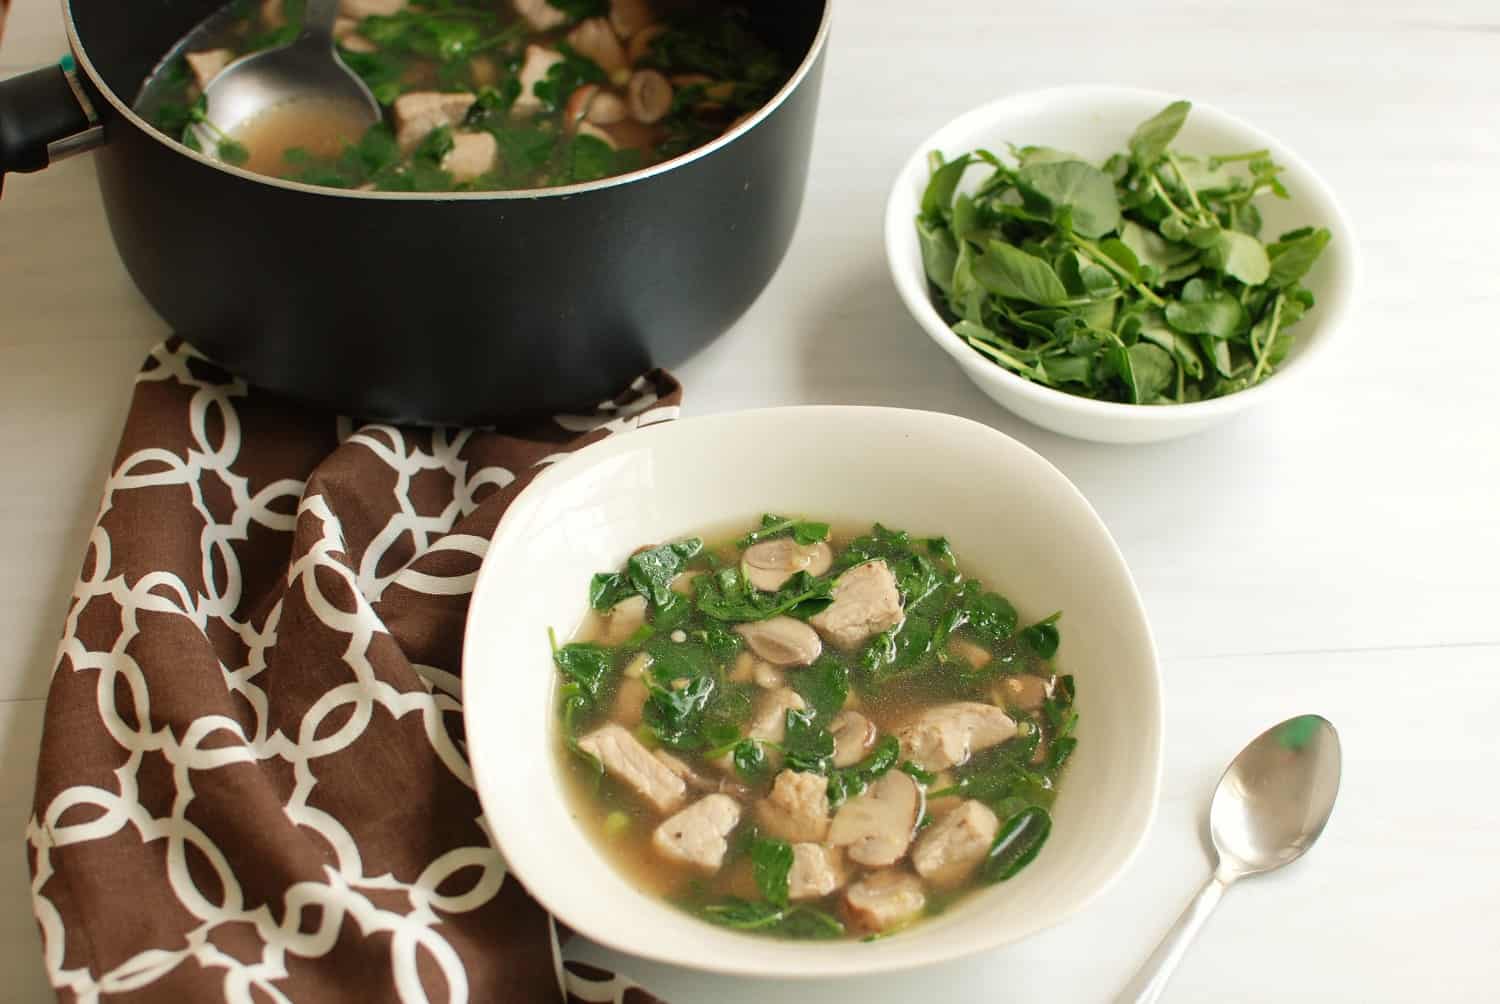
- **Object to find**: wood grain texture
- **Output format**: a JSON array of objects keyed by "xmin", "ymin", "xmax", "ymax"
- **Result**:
[{"xmin": 1, "ymin": 0, "xmax": 1497, "ymax": 999}]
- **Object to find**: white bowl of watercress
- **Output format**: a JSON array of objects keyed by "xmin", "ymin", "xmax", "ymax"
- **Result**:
[
  {"xmin": 885, "ymin": 86, "xmax": 1360, "ymax": 443},
  {"xmin": 463, "ymin": 406, "xmax": 1161, "ymax": 979}
]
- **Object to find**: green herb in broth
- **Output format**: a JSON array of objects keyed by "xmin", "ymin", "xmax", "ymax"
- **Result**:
[
  {"xmin": 552, "ymin": 517, "xmax": 1080, "ymax": 940},
  {"xmin": 137, "ymin": 0, "xmax": 788, "ymax": 192}
]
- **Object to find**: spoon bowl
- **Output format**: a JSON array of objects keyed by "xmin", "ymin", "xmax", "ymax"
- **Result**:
[{"xmin": 199, "ymin": 0, "xmax": 379, "ymax": 157}]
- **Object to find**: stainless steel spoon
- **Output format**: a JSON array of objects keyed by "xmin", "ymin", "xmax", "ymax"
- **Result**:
[
  {"xmin": 198, "ymin": 0, "xmax": 379, "ymax": 155},
  {"xmin": 1116, "ymin": 714, "xmax": 1342, "ymax": 1004}
]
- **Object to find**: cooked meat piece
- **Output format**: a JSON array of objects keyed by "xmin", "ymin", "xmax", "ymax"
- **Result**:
[
  {"xmin": 576, "ymin": 121, "xmax": 618, "ymax": 149},
  {"xmin": 912, "ymin": 799, "xmax": 998, "ymax": 886},
  {"xmin": 727, "ymin": 651, "xmax": 755, "ymax": 684},
  {"xmin": 609, "ymin": 0, "xmax": 654, "ymax": 39},
  {"xmin": 748, "ymin": 688, "xmax": 806, "ymax": 746},
  {"xmin": 788, "ymin": 843, "xmax": 845, "ymax": 901},
  {"xmin": 340, "ymin": 0, "xmax": 404, "ymax": 18},
  {"xmin": 810, "ymin": 560, "xmax": 904, "ymax": 651},
  {"xmin": 568, "ymin": 18, "xmax": 629, "ymax": 82},
  {"xmin": 185, "ymin": 49, "xmax": 232, "ymax": 90},
  {"xmin": 513, "ymin": 45, "xmax": 565, "ymax": 117},
  {"xmin": 828, "ymin": 769, "xmax": 921, "ymax": 867},
  {"xmin": 469, "ymin": 55, "xmax": 498, "ymax": 86},
  {"xmin": 625, "ymin": 23, "xmax": 666, "ymax": 64},
  {"xmin": 752, "ymin": 660, "xmax": 784, "ymax": 690},
  {"xmin": 897, "ymin": 701, "xmax": 1017, "ymax": 772},
  {"xmin": 563, "ymin": 84, "xmax": 601, "ymax": 128},
  {"xmin": 844, "ymin": 870, "xmax": 926, "ymax": 932},
  {"xmin": 625, "ymin": 69, "xmax": 672, "ymax": 124},
  {"xmin": 829, "ymin": 710, "xmax": 877, "ymax": 768},
  {"xmin": 734, "ymin": 616, "xmax": 822, "ymax": 667},
  {"xmin": 598, "ymin": 594, "xmax": 647, "ymax": 646},
  {"xmin": 652, "ymin": 794, "xmax": 741, "ymax": 872},
  {"xmin": 755, "ymin": 770, "xmax": 830, "ymax": 843},
  {"xmin": 669, "ymin": 569, "xmax": 700, "ymax": 596},
  {"xmin": 741, "ymin": 538, "xmax": 833, "ymax": 591},
  {"xmin": 948, "ymin": 636, "xmax": 992, "ymax": 670},
  {"xmin": 441, "ymin": 131, "xmax": 498, "ymax": 182},
  {"xmin": 333, "ymin": 19, "xmax": 378, "ymax": 53},
  {"xmin": 992, "ymin": 674, "xmax": 1055, "ymax": 713},
  {"xmin": 577, "ymin": 724, "xmax": 686, "ymax": 814},
  {"xmin": 656, "ymin": 750, "xmax": 717, "ymax": 792},
  {"xmin": 514, "ymin": 0, "xmax": 566, "ymax": 31},
  {"xmin": 261, "ymin": 0, "xmax": 286, "ymax": 28},
  {"xmin": 392, "ymin": 91, "xmax": 477, "ymax": 152},
  {"xmin": 622, "ymin": 651, "xmax": 651, "ymax": 679},
  {"xmin": 612, "ymin": 675, "xmax": 648, "ymax": 727}
]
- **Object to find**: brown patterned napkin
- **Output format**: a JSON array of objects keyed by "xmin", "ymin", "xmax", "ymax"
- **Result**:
[{"xmin": 26, "ymin": 339, "xmax": 675, "ymax": 1003}]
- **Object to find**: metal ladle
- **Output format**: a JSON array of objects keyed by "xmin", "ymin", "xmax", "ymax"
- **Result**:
[
  {"xmin": 1117, "ymin": 714, "xmax": 1342, "ymax": 1003},
  {"xmin": 198, "ymin": 0, "xmax": 379, "ymax": 157}
]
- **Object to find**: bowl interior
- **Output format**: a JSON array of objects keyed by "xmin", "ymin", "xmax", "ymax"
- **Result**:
[
  {"xmin": 885, "ymin": 86, "xmax": 1359, "ymax": 423},
  {"xmin": 464, "ymin": 407, "xmax": 1162, "ymax": 978}
]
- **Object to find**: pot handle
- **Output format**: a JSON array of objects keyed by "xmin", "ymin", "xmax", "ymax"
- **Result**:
[{"xmin": 0, "ymin": 56, "xmax": 105, "ymax": 196}]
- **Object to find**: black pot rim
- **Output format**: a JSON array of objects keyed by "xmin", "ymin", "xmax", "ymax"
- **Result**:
[{"xmin": 62, "ymin": 0, "xmax": 833, "ymax": 203}]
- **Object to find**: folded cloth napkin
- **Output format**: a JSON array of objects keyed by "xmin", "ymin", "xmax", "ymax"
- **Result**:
[{"xmin": 27, "ymin": 339, "xmax": 676, "ymax": 1003}]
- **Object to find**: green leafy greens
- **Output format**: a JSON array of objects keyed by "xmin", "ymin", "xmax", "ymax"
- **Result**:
[{"xmin": 916, "ymin": 101, "xmax": 1332, "ymax": 404}]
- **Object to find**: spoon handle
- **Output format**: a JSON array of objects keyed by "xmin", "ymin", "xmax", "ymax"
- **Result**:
[
  {"xmin": 1114, "ymin": 873, "xmax": 1230, "ymax": 1004},
  {"xmin": 297, "ymin": 0, "xmax": 342, "ymax": 48}
]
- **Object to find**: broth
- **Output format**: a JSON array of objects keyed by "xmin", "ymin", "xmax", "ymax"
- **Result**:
[
  {"xmin": 553, "ymin": 518, "xmax": 1078, "ymax": 940},
  {"xmin": 133, "ymin": 0, "xmax": 790, "ymax": 192},
  {"xmin": 230, "ymin": 98, "xmax": 374, "ymax": 176}
]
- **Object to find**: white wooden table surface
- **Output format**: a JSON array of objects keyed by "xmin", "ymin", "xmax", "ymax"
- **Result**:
[{"xmin": 2, "ymin": 1, "xmax": 1497, "ymax": 1001}]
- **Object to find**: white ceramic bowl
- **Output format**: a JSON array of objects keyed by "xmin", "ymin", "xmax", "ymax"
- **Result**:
[
  {"xmin": 885, "ymin": 86, "xmax": 1361, "ymax": 444},
  {"xmin": 464, "ymin": 407, "xmax": 1162, "ymax": 979}
]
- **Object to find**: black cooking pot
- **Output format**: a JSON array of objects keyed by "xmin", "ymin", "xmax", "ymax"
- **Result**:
[{"xmin": 0, "ymin": 1, "xmax": 830, "ymax": 422}]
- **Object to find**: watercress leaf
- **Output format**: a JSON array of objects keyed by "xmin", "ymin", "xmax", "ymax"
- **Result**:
[
  {"xmin": 751, "ymin": 838, "xmax": 794, "ymax": 908},
  {"xmin": 1020, "ymin": 614, "xmax": 1061, "ymax": 659},
  {"xmin": 642, "ymin": 674, "xmax": 716, "ymax": 749},
  {"xmin": 627, "ymin": 538, "xmax": 703, "ymax": 607},
  {"xmin": 589, "ymin": 572, "xmax": 634, "ymax": 611},
  {"xmin": 900, "ymin": 760, "xmax": 937, "ymax": 784},
  {"xmin": 553, "ymin": 643, "xmax": 612, "ymax": 701},
  {"xmin": 1267, "ymin": 227, "xmax": 1331, "ymax": 288},
  {"xmin": 916, "ymin": 218, "xmax": 960, "ymax": 296},
  {"xmin": 826, "ymin": 734, "xmax": 901, "ymax": 807},
  {"xmin": 791, "ymin": 521, "xmax": 831, "ymax": 546},
  {"xmin": 1203, "ymin": 229, "xmax": 1270, "ymax": 285},
  {"xmin": 1165, "ymin": 296, "xmax": 1246, "ymax": 339},
  {"xmin": 782, "ymin": 709, "xmax": 835, "ymax": 774},
  {"xmin": 1097, "ymin": 237, "xmax": 1141, "ymax": 281},
  {"xmin": 733, "ymin": 739, "xmax": 770, "ymax": 783},
  {"xmin": 700, "ymin": 897, "xmax": 784, "ymax": 930},
  {"xmin": 695, "ymin": 568, "xmax": 833, "ymax": 623},
  {"xmin": 981, "ymin": 806, "xmax": 1052, "ymax": 882},
  {"xmin": 1015, "ymin": 160, "xmax": 1122, "ymax": 238},
  {"xmin": 961, "ymin": 584, "xmax": 1018, "ymax": 644},
  {"xmin": 1128, "ymin": 100, "xmax": 1191, "ymax": 169},
  {"xmin": 1124, "ymin": 342, "xmax": 1175, "ymax": 403},
  {"xmin": 973, "ymin": 241, "xmax": 1071, "ymax": 306},
  {"xmin": 1046, "ymin": 736, "xmax": 1078, "ymax": 770},
  {"xmin": 793, "ymin": 658, "xmax": 849, "ymax": 721},
  {"xmin": 1119, "ymin": 219, "xmax": 1196, "ymax": 270},
  {"xmin": 921, "ymin": 153, "xmax": 972, "ymax": 222},
  {"xmin": 778, "ymin": 906, "xmax": 845, "ymax": 939},
  {"xmin": 1139, "ymin": 320, "xmax": 1205, "ymax": 380}
]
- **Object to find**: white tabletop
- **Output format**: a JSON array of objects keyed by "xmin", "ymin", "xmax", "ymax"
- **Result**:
[{"xmin": 2, "ymin": 1, "xmax": 1497, "ymax": 1001}]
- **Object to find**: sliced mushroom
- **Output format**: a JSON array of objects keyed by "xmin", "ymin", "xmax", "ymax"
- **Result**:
[
  {"xmin": 752, "ymin": 660, "xmax": 785, "ymax": 690},
  {"xmin": 586, "ymin": 91, "xmax": 629, "ymax": 126},
  {"xmin": 844, "ymin": 870, "xmax": 926, "ymax": 932},
  {"xmin": 340, "ymin": 0, "xmax": 405, "ymax": 18},
  {"xmin": 626, "ymin": 69, "xmax": 673, "ymax": 124},
  {"xmin": 260, "ymin": 0, "xmax": 286, "ymax": 29},
  {"xmin": 829, "ymin": 710, "xmax": 878, "ymax": 768},
  {"xmin": 828, "ymin": 769, "xmax": 922, "ymax": 867},
  {"xmin": 948, "ymin": 636, "xmax": 992, "ymax": 671},
  {"xmin": 513, "ymin": 0, "xmax": 567, "ymax": 32},
  {"xmin": 613, "ymin": 675, "xmax": 648, "ymax": 726},
  {"xmin": 626, "ymin": 23, "xmax": 666, "ymax": 64},
  {"xmin": 734, "ymin": 616, "xmax": 822, "ymax": 667},
  {"xmin": 568, "ymin": 17, "xmax": 630, "ymax": 84},
  {"xmin": 992, "ymin": 674, "xmax": 1055, "ymax": 713},
  {"xmin": 622, "ymin": 651, "xmax": 651, "ymax": 679},
  {"xmin": 809, "ymin": 560, "xmax": 905, "ymax": 651},
  {"xmin": 669, "ymin": 73, "xmax": 737, "ymax": 107},
  {"xmin": 741, "ymin": 538, "xmax": 834, "ymax": 592},
  {"xmin": 669, "ymin": 568, "xmax": 701, "ymax": 596},
  {"xmin": 563, "ymin": 84, "xmax": 601, "ymax": 129},
  {"xmin": 576, "ymin": 121, "xmax": 618, "ymax": 150},
  {"xmin": 609, "ymin": 0, "xmax": 654, "ymax": 39},
  {"xmin": 598, "ymin": 594, "xmax": 647, "ymax": 645},
  {"xmin": 727, "ymin": 651, "xmax": 755, "ymax": 684}
]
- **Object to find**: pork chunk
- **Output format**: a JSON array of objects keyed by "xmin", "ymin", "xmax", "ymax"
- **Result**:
[
  {"xmin": 652, "ymin": 794, "xmax": 741, "ymax": 872},
  {"xmin": 748, "ymin": 687, "xmax": 806, "ymax": 746},
  {"xmin": 514, "ymin": 0, "xmax": 567, "ymax": 31},
  {"xmin": 577, "ymin": 724, "xmax": 686, "ymax": 814},
  {"xmin": 392, "ymin": 91, "xmax": 477, "ymax": 152},
  {"xmin": 185, "ymin": 49, "xmax": 232, "ymax": 90},
  {"xmin": 810, "ymin": 560, "xmax": 904, "ymax": 651},
  {"xmin": 612, "ymin": 676, "xmax": 648, "ymax": 727},
  {"xmin": 788, "ymin": 843, "xmax": 845, "ymax": 901},
  {"xmin": 912, "ymin": 799, "xmax": 998, "ymax": 886},
  {"xmin": 755, "ymin": 770, "xmax": 831, "ymax": 843},
  {"xmin": 598, "ymin": 594, "xmax": 647, "ymax": 646},
  {"xmin": 897, "ymin": 702, "xmax": 1017, "ymax": 772},
  {"xmin": 829, "ymin": 710, "xmax": 877, "ymax": 768},
  {"xmin": 441, "ymin": 130, "xmax": 498, "ymax": 182},
  {"xmin": 828, "ymin": 769, "xmax": 921, "ymax": 867},
  {"xmin": 844, "ymin": 870, "xmax": 926, "ymax": 932},
  {"xmin": 741, "ymin": 538, "xmax": 833, "ymax": 591},
  {"xmin": 514, "ymin": 45, "xmax": 565, "ymax": 117}
]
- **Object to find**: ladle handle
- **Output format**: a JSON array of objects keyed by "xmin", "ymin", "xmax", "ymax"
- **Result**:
[
  {"xmin": 297, "ymin": 0, "xmax": 343, "ymax": 48},
  {"xmin": 1115, "ymin": 873, "xmax": 1230, "ymax": 1004}
]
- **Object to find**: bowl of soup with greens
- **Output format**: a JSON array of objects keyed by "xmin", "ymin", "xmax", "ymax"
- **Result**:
[{"xmin": 464, "ymin": 406, "xmax": 1161, "ymax": 977}]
